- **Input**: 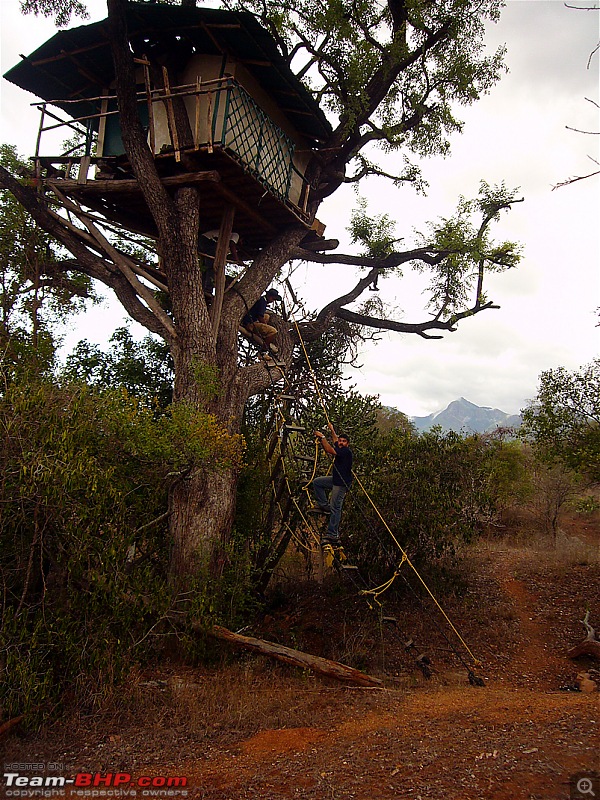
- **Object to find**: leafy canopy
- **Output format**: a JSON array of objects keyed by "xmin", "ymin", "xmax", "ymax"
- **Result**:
[{"xmin": 521, "ymin": 359, "xmax": 600, "ymax": 481}]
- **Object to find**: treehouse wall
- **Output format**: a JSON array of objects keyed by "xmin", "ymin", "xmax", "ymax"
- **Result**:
[
  {"xmin": 96, "ymin": 53, "xmax": 311, "ymax": 209},
  {"xmin": 226, "ymin": 61, "xmax": 312, "ymax": 208}
]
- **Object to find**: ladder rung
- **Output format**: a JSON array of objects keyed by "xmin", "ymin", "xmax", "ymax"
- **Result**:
[
  {"xmin": 265, "ymin": 360, "xmax": 286, "ymax": 368},
  {"xmin": 382, "ymin": 616, "xmax": 397, "ymax": 623},
  {"xmin": 283, "ymin": 424, "xmax": 306, "ymax": 432},
  {"xmin": 278, "ymin": 394, "xmax": 295, "ymax": 401},
  {"xmin": 294, "ymin": 455, "xmax": 314, "ymax": 462},
  {"xmin": 340, "ymin": 564, "xmax": 359, "ymax": 570}
]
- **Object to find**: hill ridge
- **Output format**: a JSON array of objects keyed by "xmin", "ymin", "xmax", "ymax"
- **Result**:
[{"xmin": 411, "ymin": 397, "xmax": 522, "ymax": 433}]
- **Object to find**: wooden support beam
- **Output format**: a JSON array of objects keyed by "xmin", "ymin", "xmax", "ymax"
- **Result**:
[
  {"xmin": 162, "ymin": 66, "xmax": 181, "ymax": 162},
  {"xmin": 210, "ymin": 205, "xmax": 235, "ymax": 337},
  {"xmin": 77, "ymin": 156, "xmax": 91, "ymax": 185},
  {"xmin": 48, "ymin": 184, "xmax": 176, "ymax": 342},
  {"xmin": 213, "ymin": 181, "xmax": 277, "ymax": 235},
  {"xmin": 206, "ymin": 625, "xmax": 383, "ymax": 687},
  {"xmin": 51, "ymin": 170, "xmax": 221, "ymax": 195}
]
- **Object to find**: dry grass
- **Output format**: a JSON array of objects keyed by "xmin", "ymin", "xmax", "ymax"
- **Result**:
[
  {"xmin": 4, "ymin": 514, "xmax": 598, "ymax": 780},
  {"xmin": 477, "ymin": 526, "xmax": 599, "ymax": 569},
  {"xmin": 104, "ymin": 661, "xmax": 359, "ymax": 745}
]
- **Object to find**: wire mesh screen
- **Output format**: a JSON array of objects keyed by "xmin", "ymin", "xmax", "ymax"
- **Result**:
[{"xmin": 217, "ymin": 81, "xmax": 295, "ymax": 203}]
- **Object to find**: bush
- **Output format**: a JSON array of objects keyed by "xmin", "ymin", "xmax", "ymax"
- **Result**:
[
  {"xmin": 343, "ymin": 428, "xmax": 502, "ymax": 579},
  {"xmin": 0, "ymin": 379, "xmax": 243, "ymax": 721}
]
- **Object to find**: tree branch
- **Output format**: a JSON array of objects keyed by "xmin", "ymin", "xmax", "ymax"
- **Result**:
[
  {"xmin": 0, "ymin": 165, "xmax": 172, "ymax": 338},
  {"xmin": 290, "ymin": 245, "xmax": 447, "ymax": 269}
]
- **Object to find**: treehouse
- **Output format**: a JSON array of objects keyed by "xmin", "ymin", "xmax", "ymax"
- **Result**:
[{"xmin": 3, "ymin": 3, "xmax": 332, "ymax": 255}]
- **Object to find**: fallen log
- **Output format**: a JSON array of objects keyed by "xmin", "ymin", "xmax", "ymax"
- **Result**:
[
  {"xmin": 0, "ymin": 714, "xmax": 25, "ymax": 739},
  {"xmin": 205, "ymin": 624, "xmax": 383, "ymax": 687},
  {"xmin": 568, "ymin": 610, "xmax": 600, "ymax": 661}
]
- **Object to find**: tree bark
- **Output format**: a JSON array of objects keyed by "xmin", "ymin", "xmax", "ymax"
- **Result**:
[
  {"xmin": 207, "ymin": 625, "xmax": 383, "ymax": 687},
  {"xmin": 169, "ymin": 470, "xmax": 239, "ymax": 581}
]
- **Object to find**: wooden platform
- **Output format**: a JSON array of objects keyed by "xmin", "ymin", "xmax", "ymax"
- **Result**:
[{"xmin": 38, "ymin": 146, "xmax": 322, "ymax": 255}]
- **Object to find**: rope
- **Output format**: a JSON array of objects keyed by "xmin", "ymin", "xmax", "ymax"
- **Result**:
[
  {"xmin": 289, "ymin": 314, "xmax": 331, "ymax": 427},
  {"xmin": 282, "ymin": 291, "xmax": 482, "ymax": 671},
  {"xmin": 351, "ymin": 473, "xmax": 480, "ymax": 666},
  {"xmin": 359, "ymin": 554, "xmax": 408, "ymax": 604}
]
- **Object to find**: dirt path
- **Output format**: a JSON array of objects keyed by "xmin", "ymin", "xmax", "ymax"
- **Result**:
[
  {"xmin": 495, "ymin": 549, "xmax": 572, "ymax": 690},
  {"xmin": 3, "ymin": 540, "xmax": 599, "ymax": 800},
  {"xmin": 172, "ymin": 687, "xmax": 596, "ymax": 800},
  {"xmin": 170, "ymin": 546, "xmax": 598, "ymax": 800}
]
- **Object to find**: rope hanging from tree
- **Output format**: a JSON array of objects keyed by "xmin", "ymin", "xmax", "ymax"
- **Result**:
[{"xmin": 278, "ymin": 286, "xmax": 483, "ymax": 677}]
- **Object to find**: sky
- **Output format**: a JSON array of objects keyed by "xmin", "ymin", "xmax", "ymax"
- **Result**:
[{"xmin": 1, "ymin": 0, "xmax": 599, "ymax": 418}]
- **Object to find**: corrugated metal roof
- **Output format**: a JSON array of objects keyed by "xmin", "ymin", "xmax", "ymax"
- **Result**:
[{"xmin": 4, "ymin": 3, "xmax": 331, "ymax": 144}]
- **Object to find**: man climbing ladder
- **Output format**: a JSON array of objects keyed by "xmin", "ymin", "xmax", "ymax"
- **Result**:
[{"xmin": 312, "ymin": 422, "xmax": 353, "ymax": 545}]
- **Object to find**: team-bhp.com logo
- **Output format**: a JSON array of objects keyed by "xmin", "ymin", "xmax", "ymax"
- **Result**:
[{"xmin": 3, "ymin": 771, "xmax": 189, "ymax": 797}]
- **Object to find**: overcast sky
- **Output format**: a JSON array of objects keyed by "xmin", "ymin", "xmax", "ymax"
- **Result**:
[{"xmin": 1, "ymin": 0, "xmax": 599, "ymax": 417}]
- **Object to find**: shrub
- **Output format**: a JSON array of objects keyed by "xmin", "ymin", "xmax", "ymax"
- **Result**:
[
  {"xmin": 343, "ymin": 428, "xmax": 500, "ymax": 579},
  {"xmin": 0, "ymin": 379, "xmax": 243, "ymax": 721}
]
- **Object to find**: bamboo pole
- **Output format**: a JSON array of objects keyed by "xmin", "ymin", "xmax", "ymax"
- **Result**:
[
  {"xmin": 210, "ymin": 206, "xmax": 235, "ymax": 337},
  {"xmin": 194, "ymin": 76, "xmax": 202, "ymax": 149},
  {"xmin": 162, "ymin": 66, "xmax": 180, "ymax": 162}
]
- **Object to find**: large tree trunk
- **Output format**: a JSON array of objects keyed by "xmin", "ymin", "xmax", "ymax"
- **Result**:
[
  {"xmin": 169, "ymin": 469, "xmax": 238, "ymax": 580},
  {"xmin": 162, "ymin": 189, "xmax": 241, "ymax": 582}
]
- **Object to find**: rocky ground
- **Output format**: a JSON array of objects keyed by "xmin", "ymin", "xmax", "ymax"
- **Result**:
[{"xmin": 3, "ymin": 522, "xmax": 599, "ymax": 800}]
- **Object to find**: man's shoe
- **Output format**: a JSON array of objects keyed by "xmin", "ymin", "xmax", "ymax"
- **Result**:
[
  {"xmin": 321, "ymin": 534, "xmax": 341, "ymax": 546},
  {"xmin": 308, "ymin": 506, "xmax": 331, "ymax": 515}
]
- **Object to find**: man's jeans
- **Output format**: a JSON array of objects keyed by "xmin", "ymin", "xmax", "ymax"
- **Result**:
[{"xmin": 313, "ymin": 476, "xmax": 348, "ymax": 537}]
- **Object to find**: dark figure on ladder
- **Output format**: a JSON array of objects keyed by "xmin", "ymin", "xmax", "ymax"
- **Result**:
[
  {"xmin": 312, "ymin": 423, "xmax": 353, "ymax": 545},
  {"xmin": 241, "ymin": 287, "xmax": 282, "ymax": 354}
]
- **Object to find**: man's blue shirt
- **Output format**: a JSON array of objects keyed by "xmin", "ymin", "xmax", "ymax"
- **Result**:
[{"xmin": 332, "ymin": 443, "xmax": 353, "ymax": 487}]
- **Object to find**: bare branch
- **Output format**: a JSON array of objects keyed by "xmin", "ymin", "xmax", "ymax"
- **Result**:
[
  {"xmin": 565, "ymin": 125, "xmax": 600, "ymax": 135},
  {"xmin": 337, "ymin": 299, "xmax": 500, "ymax": 338},
  {"xmin": 290, "ymin": 244, "xmax": 447, "ymax": 269},
  {"xmin": 0, "ymin": 165, "xmax": 173, "ymax": 338},
  {"xmin": 553, "ymin": 168, "xmax": 600, "ymax": 189}
]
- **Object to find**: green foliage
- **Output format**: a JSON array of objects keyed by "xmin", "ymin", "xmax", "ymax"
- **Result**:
[
  {"xmin": 244, "ymin": 0, "xmax": 507, "ymax": 161},
  {"xmin": 521, "ymin": 359, "xmax": 600, "ymax": 481},
  {"xmin": 305, "ymin": 390, "xmax": 380, "ymax": 452},
  {"xmin": 63, "ymin": 326, "xmax": 173, "ymax": 409},
  {"xmin": 0, "ymin": 144, "xmax": 97, "ymax": 376},
  {"xmin": 192, "ymin": 358, "xmax": 222, "ymax": 406},
  {"xmin": 481, "ymin": 438, "xmax": 531, "ymax": 513},
  {"xmin": 349, "ymin": 197, "xmax": 398, "ymax": 259},
  {"xmin": 21, "ymin": 0, "xmax": 88, "ymax": 27},
  {"xmin": 343, "ymin": 428, "xmax": 500, "ymax": 577},
  {"xmin": 418, "ymin": 182, "xmax": 522, "ymax": 317},
  {"xmin": 0, "ymin": 377, "xmax": 244, "ymax": 720},
  {"xmin": 375, "ymin": 405, "xmax": 415, "ymax": 435}
]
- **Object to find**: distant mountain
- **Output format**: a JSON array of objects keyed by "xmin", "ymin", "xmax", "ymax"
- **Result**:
[{"xmin": 411, "ymin": 397, "xmax": 522, "ymax": 434}]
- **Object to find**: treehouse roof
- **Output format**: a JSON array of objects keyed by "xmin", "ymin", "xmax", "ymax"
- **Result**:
[{"xmin": 4, "ymin": 2, "xmax": 332, "ymax": 145}]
